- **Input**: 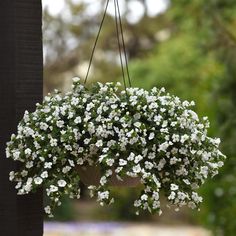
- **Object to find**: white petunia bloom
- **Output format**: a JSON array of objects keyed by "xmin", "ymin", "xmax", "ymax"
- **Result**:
[
  {"xmin": 134, "ymin": 155, "xmax": 143, "ymax": 164},
  {"xmin": 50, "ymin": 185, "xmax": 58, "ymax": 192},
  {"xmin": 34, "ymin": 177, "xmax": 43, "ymax": 185},
  {"xmin": 44, "ymin": 206, "xmax": 51, "ymax": 214},
  {"xmin": 44, "ymin": 162, "xmax": 52, "ymax": 169},
  {"xmin": 50, "ymin": 138, "xmax": 58, "ymax": 147},
  {"xmin": 13, "ymin": 151, "xmax": 21, "ymax": 160},
  {"xmin": 106, "ymin": 159, "xmax": 115, "ymax": 166},
  {"xmin": 149, "ymin": 132, "xmax": 155, "ymax": 140},
  {"xmin": 170, "ymin": 184, "xmax": 179, "ymax": 191},
  {"xmin": 58, "ymin": 180, "xmax": 67, "ymax": 187},
  {"xmin": 24, "ymin": 148, "xmax": 32, "ymax": 155},
  {"xmin": 56, "ymin": 120, "xmax": 64, "ymax": 128},
  {"xmin": 41, "ymin": 171, "xmax": 48, "ymax": 179},
  {"xmin": 95, "ymin": 140, "xmax": 103, "ymax": 147},
  {"xmin": 119, "ymin": 159, "xmax": 127, "ymax": 166},
  {"xmin": 133, "ymin": 164, "xmax": 142, "ymax": 173},
  {"xmin": 72, "ymin": 77, "xmax": 80, "ymax": 83},
  {"xmin": 74, "ymin": 116, "xmax": 82, "ymax": 124},
  {"xmin": 40, "ymin": 122, "xmax": 48, "ymax": 131}
]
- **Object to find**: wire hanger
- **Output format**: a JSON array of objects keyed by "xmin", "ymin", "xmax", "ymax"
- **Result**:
[{"xmin": 84, "ymin": 0, "xmax": 132, "ymax": 90}]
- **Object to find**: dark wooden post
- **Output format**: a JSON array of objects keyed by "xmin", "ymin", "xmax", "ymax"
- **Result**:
[{"xmin": 0, "ymin": 1, "xmax": 44, "ymax": 235}]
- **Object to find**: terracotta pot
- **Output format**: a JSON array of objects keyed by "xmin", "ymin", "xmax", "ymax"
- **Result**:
[{"xmin": 77, "ymin": 165, "xmax": 140, "ymax": 187}]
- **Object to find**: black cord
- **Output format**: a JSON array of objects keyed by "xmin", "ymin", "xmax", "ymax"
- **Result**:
[
  {"xmin": 84, "ymin": 0, "xmax": 132, "ymax": 90},
  {"xmin": 84, "ymin": 0, "xmax": 110, "ymax": 84},
  {"xmin": 114, "ymin": 0, "xmax": 128, "ymax": 92},
  {"xmin": 115, "ymin": 0, "xmax": 132, "ymax": 87}
]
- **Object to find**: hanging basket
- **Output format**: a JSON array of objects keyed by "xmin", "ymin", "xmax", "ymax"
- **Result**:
[
  {"xmin": 6, "ymin": 0, "xmax": 226, "ymax": 217},
  {"xmin": 6, "ymin": 78, "xmax": 226, "ymax": 217},
  {"xmin": 77, "ymin": 165, "xmax": 140, "ymax": 187}
]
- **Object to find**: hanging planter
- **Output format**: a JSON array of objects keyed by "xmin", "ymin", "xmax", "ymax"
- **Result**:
[
  {"xmin": 6, "ymin": 78, "xmax": 226, "ymax": 217},
  {"xmin": 6, "ymin": 0, "xmax": 226, "ymax": 217}
]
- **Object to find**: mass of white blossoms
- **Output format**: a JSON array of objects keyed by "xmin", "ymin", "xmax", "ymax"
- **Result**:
[{"xmin": 6, "ymin": 77, "xmax": 226, "ymax": 217}]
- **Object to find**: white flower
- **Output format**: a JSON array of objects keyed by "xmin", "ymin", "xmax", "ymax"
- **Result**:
[
  {"xmin": 192, "ymin": 192, "xmax": 203, "ymax": 203},
  {"xmin": 62, "ymin": 166, "xmax": 71, "ymax": 173},
  {"xmin": 168, "ymin": 191, "xmax": 176, "ymax": 200},
  {"xmin": 200, "ymin": 166, "xmax": 208, "ymax": 178},
  {"xmin": 134, "ymin": 122, "xmax": 141, "ymax": 128},
  {"xmin": 44, "ymin": 162, "xmax": 52, "ymax": 169},
  {"xmin": 180, "ymin": 134, "xmax": 189, "ymax": 143},
  {"xmin": 50, "ymin": 185, "xmax": 58, "ymax": 192},
  {"xmin": 24, "ymin": 148, "xmax": 32, "ymax": 155},
  {"xmin": 172, "ymin": 134, "xmax": 180, "ymax": 142},
  {"xmin": 96, "ymin": 140, "xmax": 103, "ymax": 147},
  {"xmin": 141, "ymin": 194, "xmax": 148, "ymax": 201},
  {"xmin": 15, "ymin": 182, "xmax": 22, "ymax": 189},
  {"xmin": 9, "ymin": 171, "xmax": 15, "ymax": 181},
  {"xmin": 170, "ymin": 184, "xmax": 179, "ymax": 191},
  {"xmin": 128, "ymin": 152, "xmax": 135, "ymax": 161},
  {"xmin": 71, "ymin": 97, "xmax": 79, "ymax": 106},
  {"xmin": 158, "ymin": 142, "xmax": 169, "ymax": 152},
  {"xmin": 152, "ymin": 191, "xmax": 160, "ymax": 200},
  {"xmin": 170, "ymin": 157, "xmax": 178, "ymax": 165},
  {"xmin": 134, "ymin": 155, "xmax": 143, "ymax": 164},
  {"xmin": 58, "ymin": 180, "xmax": 67, "ymax": 187},
  {"xmin": 134, "ymin": 200, "xmax": 141, "ymax": 207},
  {"xmin": 119, "ymin": 159, "xmax": 127, "ymax": 166},
  {"xmin": 50, "ymin": 139, "xmax": 58, "ymax": 147},
  {"xmin": 133, "ymin": 164, "xmax": 141, "ymax": 173},
  {"xmin": 98, "ymin": 191, "xmax": 109, "ymax": 200},
  {"xmin": 115, "ymin": 167, "xmax": 123, "ymax": 173},
  {"xmin": 148, "ymin": 152, "xmax": 155, "ymax": 160},
  {"xmin": 24, "ymin": 183, "xmax": 33, "ymax": 192},
  {"xmin": 77, "ymin": 158, "xmax": 84, "ymax": 165},
  {"xmin": 44, "ymin": 206, "xmax": 51, "ymax": 214},
  {"xmin": 26, "ymin": 161, "xmax": 33, "ymax": 169},
  {"xmin": 72, "ymin": 77, "xmax": 80, "ymax": 83},
  {"xmin": 149, "ymin": 132, "xmax": 155, "ymax": 140},
  {"xmin": 41, "ymin": 171, "xmax": 48, "ymax": 179},
  {"xmin": 183, "ymin": 179, "xmax": 191, "ymax": 185},
  {"xmin": 78, "ymin": 147, "xmax": 84, "ymax": 153},
  {"xmin": 188, "ymin": 202, "xmax": 196, "ymax": 209},
  {"xmin": 74, "ymin": 116, "xmax": 82, "ymax": 124},
  {"xmin": 40, "ymin": 122, "xmax": 48, "ymax": 131},
  {"xmin": 84, "ymin": 138, "xmax": 90, "ymax": 145},
  {"xmin": 56, "ymin": 120, "xmax": 64, "ymax": 128},
  {"xmin": 157, "ymin": 159, "xmax": 166, "ymax": 171},
  {"xmin": 12, "ymin": 151, "xmax": 21, "ymax": 160},
  {"xmin": 34, "ymin": 177, "xmax": 43, "ymax": 185},
  {"xmin": 68, "ymin": 160, "xmax": 75, "ymax": 167},
  {"xmin": 106, "ymin": 159, "xmax": 114, "ymax": 166},
  {"xmin": 100, "ymin": 176, "xmax": 107, "ymax": 186},
  {"xmin": 145, "ymin": 161, "xmax": 154, "ymax": 170}
]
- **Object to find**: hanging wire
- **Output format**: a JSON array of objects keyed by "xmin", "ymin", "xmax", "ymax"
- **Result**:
[
  {"xmin": 115, "ymin": 0, "xmax": 132, "ymax": 87},
  {"xmin": 84, "ymin": 0, "xmax": 110, "ymax": 84},
  {"xmin": 84, "ymin": 0, "xmax": 132, "ymax": 90},
  {"xmin": 114, "ymin": 0, "xmax": 128, "ymax": 92}
]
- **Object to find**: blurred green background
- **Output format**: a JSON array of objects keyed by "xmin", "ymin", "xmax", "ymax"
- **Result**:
[{"xmin": 42, "ymin": 0, "xmax": 236, "ymax": 235}]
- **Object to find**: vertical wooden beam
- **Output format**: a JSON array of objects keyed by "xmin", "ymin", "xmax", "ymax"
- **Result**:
[{"xmin": 0, "ymin": 1, "xmax": 44, "ymax": 235}]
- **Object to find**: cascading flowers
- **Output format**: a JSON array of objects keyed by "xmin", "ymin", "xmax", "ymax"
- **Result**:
[{"xmin": 6, "ymin": 77, "xmax": 226, "ymax": 217}]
